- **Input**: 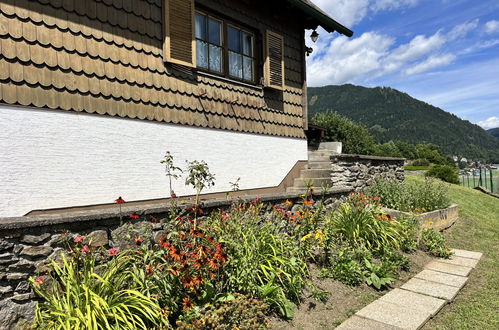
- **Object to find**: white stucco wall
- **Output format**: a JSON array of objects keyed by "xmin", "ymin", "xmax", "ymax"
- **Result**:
[{"xmin": 0, "ymin": 106, "xmax": 308, "ymax": 217}]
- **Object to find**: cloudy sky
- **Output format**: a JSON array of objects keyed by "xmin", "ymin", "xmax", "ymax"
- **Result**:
[{"xmin": 306, "ymin": 0, "xmax": 499, "ymax": 129}]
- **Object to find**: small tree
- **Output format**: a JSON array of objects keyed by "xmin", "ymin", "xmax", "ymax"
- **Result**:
[
  {"xmin": 160, "ymin": 151, "xmax": 183, "ymax": 197},
  {"xmin": 185, "ymin": 160, "xmax": 215, "ymax": 226}
]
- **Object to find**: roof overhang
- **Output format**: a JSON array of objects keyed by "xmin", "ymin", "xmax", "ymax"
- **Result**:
[{"xmin": 286, "ymin": 0, "xmax": 354, "ymax": 37}]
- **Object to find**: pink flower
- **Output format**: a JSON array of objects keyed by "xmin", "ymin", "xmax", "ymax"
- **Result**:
[
  {"xmin": 34, "ymin": 276, "xmax": 44, "ymax": 285},
  {"xmin": 74, "ymin": 235, "xmax": 85, "ymax": 243},
  {"xmin": 81, "ymin": 245, "xmax": 90, "ymax": 254},
  {"xmin": 221, "ymin": 214, "xmax": 229, "ymax": 221},
  {"xmin": 171, "ymin": 192, "xmax": 177, "ymax": 198},
  {"xmin": 108, "ymin": 248, "xmax": 118, "ymax": 256}
]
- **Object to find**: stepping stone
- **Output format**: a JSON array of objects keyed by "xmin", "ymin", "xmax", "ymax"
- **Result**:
[
  {"xmin": 425, "ymin": 260, "xmax": 472, "ymax": 277},
  {"xmin": 452, "ymin": 249, "xmax": 483, "ymax": 260},
  {"xmin": 401, "ymin": 278, "xmax": 460, "ymax": 301},
  {"xmin": 379, "ymin": 288, "xmax": 447, "ymax": 316},
  {"xmin": 335, "ymin": 315, "xmax": 403, "ymax": 330},
  {"xmin": 438, "ymin": 256, "xmax": 479, "ymax": 268},
  {"xmin": 415, "ymin": 269, "xmax": 468, "ymax": 288},
  {"xmin": 356, "ymin": 300, "xmax": 431, "ymax": 330}
]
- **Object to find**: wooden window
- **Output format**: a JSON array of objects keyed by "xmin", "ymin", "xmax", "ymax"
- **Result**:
[
  {"xmin": 264, "ymin": 31, "xmax": 285, "ymax": 90},
  {"xmin": 194, "ymin": 10, "xmax": 257, "ymax": 84},
  {"xmin": 164, "ymin": 0, "xmax": 196, "ymax": 67}
]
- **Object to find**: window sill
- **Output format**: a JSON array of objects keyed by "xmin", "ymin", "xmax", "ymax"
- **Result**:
[{"xmin": 196, "ymin": 70, "xmax": 264, "ymax": 91}]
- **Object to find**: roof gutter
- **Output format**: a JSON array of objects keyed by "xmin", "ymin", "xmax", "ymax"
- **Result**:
[{"xmin": 287, "ymin": 0, "xmax": 354, "ymax": 37}]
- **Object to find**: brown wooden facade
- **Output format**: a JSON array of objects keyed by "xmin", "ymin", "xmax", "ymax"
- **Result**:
[{"xmin": 0, "ymin": 0, "xmax": 349, "ymax": 139}]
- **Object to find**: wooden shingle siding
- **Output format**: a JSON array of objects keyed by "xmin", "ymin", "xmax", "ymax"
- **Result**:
[{"xmin": 0, "ymin": 0, "xmax": 306, "ymax": 138}]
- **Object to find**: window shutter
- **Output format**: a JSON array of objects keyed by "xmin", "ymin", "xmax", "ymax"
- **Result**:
[
  {"xmin": 163, "ymin": 0, "xmax": 196, "ymax": 67},
  {"xmin": 264, "ymin": 31, "xmax": 285, "ymax": 90}
]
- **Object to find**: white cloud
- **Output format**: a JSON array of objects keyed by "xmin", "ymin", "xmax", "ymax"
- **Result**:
[
  {"xmin": 478, "ymin": 117, "xmax": 499, "ymax": 129},
  {"xmin": 485, "ymin": 20, "xmax": 499, "ymax": 34},
  {"xmin": 311, "ymin": 0, "xmax": 420, "ymax": 27},
  {"xmin": 403, "ymin": 53, "xmax": 456, "ymax": 75},
  {"xmin": 447, "ymin": 19, "xmax": 479, "ymax": 40}
]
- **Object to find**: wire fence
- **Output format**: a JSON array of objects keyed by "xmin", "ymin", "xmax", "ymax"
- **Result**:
[{"xmin": 460, "ymin": 167, "xmax": 497, "ymax": 193}]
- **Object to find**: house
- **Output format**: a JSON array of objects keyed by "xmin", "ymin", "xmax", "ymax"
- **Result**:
[{"xmin": 0, "ymin": 0, "xmax": 352, "ymax": 217}]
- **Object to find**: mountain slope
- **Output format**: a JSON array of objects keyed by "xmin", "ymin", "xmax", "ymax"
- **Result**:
[
  {"xmin": 308, "ymin": 84, "xmax": 499, "ymax": 162},
  {"xmin": 488, "ymin": 128, "xmax": 499, "ymax": 138}
]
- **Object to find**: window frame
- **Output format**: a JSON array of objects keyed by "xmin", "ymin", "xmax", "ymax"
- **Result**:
[{"xmin": 194, "ymin": 9, "xmax": 259, "ymax": 85}]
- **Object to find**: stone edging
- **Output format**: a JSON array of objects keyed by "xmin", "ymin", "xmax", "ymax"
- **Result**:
[
  {"xmin": 383, "ymin": 204, "xmax": 459, "ymax": 231},
  {"xmin": 474, "ymin": 186, "xmax": 499, "ymax": 199},
  {"xmin": 336, "ymin": 248, "xmax": 483, "ymax": 330},
  {"xmin": 332, "ymin": 154, "xmax": 406, "ymax": 162}
]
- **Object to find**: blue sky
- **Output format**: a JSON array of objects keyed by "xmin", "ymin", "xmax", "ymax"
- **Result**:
[{"xmin": 306, "ymin": 0, "xmax": 499, "ymax": 129}]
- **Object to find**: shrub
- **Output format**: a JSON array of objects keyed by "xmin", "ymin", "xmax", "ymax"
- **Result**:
[
  {"xmin": 31, "ymin": 253, "xmax": 163, "ymax": 329},
  {"xmin": 426, "ymin": 165, "xmax": 460, "ymax": 184},
  {"xmin": 319, "ymin": 247, "xmax": 365, "ymax": 286},
  {"xmin": 207, "ymin": 201, "xmax": 308, "ymax": 318},
  {"xmin": 420, "ymin": 229, "xmax": 452, "ymax": 258},
  {"xmin": 367, "ymin": 177, "xmax": 450, "ymax": 212},
  {"xmin": 311, "ymin": 112, "xmax": 377, "ymax": 155},
  {"xmin": 412, "ymin": 158, "xmax": 430, "ymax": 166},
  {"xmin": 363, "ymin": 258, "xmax": 397, "ymax": 290},
  {"xmin": 326, "ymin": 194, "xmax": 405, "ymax": 252}
]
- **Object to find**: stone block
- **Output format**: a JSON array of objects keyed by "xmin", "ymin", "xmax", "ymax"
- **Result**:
[
  {"xmin": 435, "ymin": 256, "xmax": 479, "ymax": 269},
  {"xmin": 86, "ymin": 230, "xmax": 109, "ymax": 247},
  {"xmin": 6, "ymin": 273, "xmax": 29, "ymax": 281},
  {"xmin": 0, "ymin": 298, "xmax": 37, "ymax": 330},
  {"xmin": 336, "ymin": 315, "xmax": 403, "ymax": 330},
  {"xmin": 20, "ymin": 246, "xmax": 53, "ymax": 258},
  {"xmin": 415, "ymin": 269, "xmax": 468, "ymax": 288},
  {"xmin": 21, "ymin": 233, "xmax": 51, "ymax": 245},
  {"xmin": 356, "ymin": 300, "xmax": 431, "ymax": 330},
  {"xmin": 425, "ymin": 260, "xmax": 472, "ymax": 277},
  {"xmin": 7, "ymin": 259, "xmax": 35, "ymax": 273},
  {"xmin": 379, "ymin": 288, "xmax": 447, "ymax": 316},
  {"xmin": 401, "ymin": 278, "xmax": 460, "ymax": 301},
  {"xmin": 0, "ymin": 239, "xmax": 14, "ymax": 251},
  {"xmin": 47, "ymin": 234, "xmax": 65, "ymax": 248},
  {"xmin": 0, "ymin": 286, "xmax": 13, "ymax": 295},
  {"xmin": 15, "ymin": 281, "xmax": 31, "ymax": 293},
  {"xmin": 451, "ymin": 249, "xmax": 483, "ymax": 260}
]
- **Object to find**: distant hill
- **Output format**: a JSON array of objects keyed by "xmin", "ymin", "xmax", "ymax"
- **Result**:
[
  {"xmin": 488, "ymin": 128, "xmax": 499, "ymax": 138},
  {"xmin": 308, "ymin": 84, "xmax": 499, "ymax": 163}
]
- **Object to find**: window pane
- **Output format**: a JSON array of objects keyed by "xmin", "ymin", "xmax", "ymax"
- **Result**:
[
  {"xmin": 228, "ymin": 27, "xmax": 241, "ymax": 52},
  {"xmin": 228, "ymin": 51, "xmax": 242, "ymax": 78},
  {"xmin": 243, "ymin": 56, "xmax": 253, "ymax": 81},
  {"xmin": 209, "ymin": 45, "xmax": 222, "ymax": 73},
  {"xmin": 208, "ymin": 19, "xmax": 221, "ymax": 45},
  {"xmin": 242, "ymin": 32, "xmax": 252, "ymax": 56},
  {"xmin": 196, "ymin": 40, "xmax": 208, "ymax": 69},
  {"xmin": 195, "ymin": 13, "xmax": 207, "ymax": 40}
]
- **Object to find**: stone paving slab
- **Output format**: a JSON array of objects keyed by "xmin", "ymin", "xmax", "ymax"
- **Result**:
[
  {"xmin": 356, "ymin": 300, "xmax": 431, "ymax": 330},
  {"xmin": 401, "ymin": 278, "xmax": 460, "ymax": 301},
  {"xmin": 452, "ymin": 249, "xmax": 483, "ymax": 260},
  {"xmin": 438, "ymin": 256, "xmax": 479, "ymax": 268},
  {"xmin": 425, "ymin": 260, "xmax": 472, "ymax": 277},
  {"xmin": 335, "ymin": 315, "xmax": 403, "ymax": 330},
  {"xmin": 379, "ymin": 288, "xmax": 447, "ymax": 316},
  {"xmin": 414, "ymin": 269, "xmax": 468, "ymax": 288}
]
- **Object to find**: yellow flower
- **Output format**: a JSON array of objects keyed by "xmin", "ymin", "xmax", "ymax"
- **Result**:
[
  {"xmin": 429, "ymin": 221, "xmax": 434, "ymax": 225},
  {"xmin": 315, "ymin": 230, "xmax": 325, "ymax": 243},
  {"xmin": 300, "ymin": 233, "xmax": 312, "ymax": 242},
  {"xmin": 284, "ymin": 199, "xmax": 293, "ymax": 206}
]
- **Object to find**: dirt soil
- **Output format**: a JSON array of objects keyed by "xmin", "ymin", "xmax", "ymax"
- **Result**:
[{"xmin": 270, "ymin": 251, "xmax": 433, "ymax": 330}]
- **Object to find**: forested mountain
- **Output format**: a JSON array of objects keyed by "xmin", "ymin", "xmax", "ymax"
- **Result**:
[
  {"xmin": 308, "ymin": 84, "xmax": 499, "ymax": 163},
  {"xmin": 488, "ymin": 128, "xmax": 499, "ymax": 138}
]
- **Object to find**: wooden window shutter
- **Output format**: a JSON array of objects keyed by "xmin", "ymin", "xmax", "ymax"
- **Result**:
[
  {"xmin": 264, "ymin": 31, "xmax": 285, "ymax": 90},
  {"xmin": 164, "ymin": 0, "xmax": 196, "ymax": 67}
]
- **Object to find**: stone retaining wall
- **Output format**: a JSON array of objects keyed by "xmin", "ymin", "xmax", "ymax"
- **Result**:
[
  {"xmin": 330, "ymin": 154, "xmax": 405, "ymax": 191},
  {"xmin": 0, "ymin": 189, "xmax": 350, "ymax": 329},
  {"xmin": 383, "ymin": 204, "xmax": 460, "ymax": 231}
]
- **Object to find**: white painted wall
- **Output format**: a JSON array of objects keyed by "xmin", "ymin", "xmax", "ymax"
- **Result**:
[{"xmin": 0, "ymin": 106, "xmax": 307, "ymax": 217}]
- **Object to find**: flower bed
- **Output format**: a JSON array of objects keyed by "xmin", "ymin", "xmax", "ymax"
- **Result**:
[{"xmin": 383, "ymin": 204, "xmax": 459, "ymax": 231}]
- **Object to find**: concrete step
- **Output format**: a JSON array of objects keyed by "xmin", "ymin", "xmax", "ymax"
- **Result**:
[
  {"xmin": 308, "ymin": 150, "xmax": 336, "ymax": 162},
  {"xmin": 300, "ymin": 169, "xmax": 332, "ymax": 178},
  {"xmin": 286, "ymin": 187, "xmax": 324, "ymax": 194},
  {"xmin": 293, "ymin": 177, "xmax": 333, "ymax": 188},
  {"xmin": 307, "ymin": 161, "xmax": 332, "ymax": 169}
]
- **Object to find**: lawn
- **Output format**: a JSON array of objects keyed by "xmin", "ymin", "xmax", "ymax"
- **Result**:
[{"xmin": 406, "ymin": 175, "xmax": 499, "ymax": 330}]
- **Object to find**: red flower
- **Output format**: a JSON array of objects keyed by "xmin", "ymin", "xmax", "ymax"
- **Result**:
[
  {"xmin": 221, "ymin": 214, "xmax": 229, "ymax": 221},
  {"xmin": 129, "ymin": 213, "xmax": 140, "ymax": 220},
  {"xmin": 81, "ymin": 245, "xmax": 90, "ymax": 254},
  {"xmin": 34, "ymin": 276, "xmax": 44, "ymax": 285},
  {"xmin": 115, "ymin": 197, "xmax": 125, "ymax": 204},
  {"xmin": 171, "ymin": 192, "xmax": 177, "ymax": 198},
  {"xmin": 74, "ymin": 235, "xmax": 85, "ymax": 243},
  {"xmin": 149, "ymin": 215, "xmax": 158, "ymax": 223},
  {"xmin": 108, "ymin": 248, "xmax": 118, "ymax": 256}
]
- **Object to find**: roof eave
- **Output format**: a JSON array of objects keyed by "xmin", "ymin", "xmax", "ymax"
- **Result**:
[{"xmin": 287, "ymin": 0, "xmax": 354, "ymax": 37}]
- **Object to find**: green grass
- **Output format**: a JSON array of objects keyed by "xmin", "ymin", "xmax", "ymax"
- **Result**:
[
  {"xmin": 406, "ymin": 175, "xmax": 499, "ymax": 329},
  {"xmin": 404, "ymin": 166, "xmax": 430, "ymax": 171}
]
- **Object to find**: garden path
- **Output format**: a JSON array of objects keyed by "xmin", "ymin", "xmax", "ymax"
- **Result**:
[{"xmin": 336, "ymin": 249, "xmax": 482, "ymax": 330}]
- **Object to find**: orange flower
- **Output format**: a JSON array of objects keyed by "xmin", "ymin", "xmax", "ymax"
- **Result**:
[
  {"xmin": 182, "ymin": 275, "xmax": 196, "ymax": 289},
  {"xmin": 303, "ymin": 199, "xmax": 314, "ymax": 206},
  {"xmin": 115, "ymin": 197, "xmax": 125, "ymax": 204},
  {"xmin": 182, "ymin": 297, "xmax": 193, "ymax": 310},
  {"xmin": 170, "ymin": 266, "xmax": 180, "ymax": 276},
  {"xmin": 145, "ymin": 265, "xmax": 154, "ymax": 275},
  {"xmin": 209, "ymin": 258, "xmax": 220, "ymax": 270},
  {"xmin": 135, "ymin": 237, "xmax": 144, "ymax": 246},
  {"xmin": 129, "ymin": 213, "xmax": 140, "ymax": 220},
  {"xmin": 284, "ymin": 199, "xmax": 293, "ymax": 206}
]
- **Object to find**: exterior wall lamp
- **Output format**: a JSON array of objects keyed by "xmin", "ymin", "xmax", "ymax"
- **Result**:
[{"xmin": 310, "ymin": 30, "xmax": 319, "ymax": 43}]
